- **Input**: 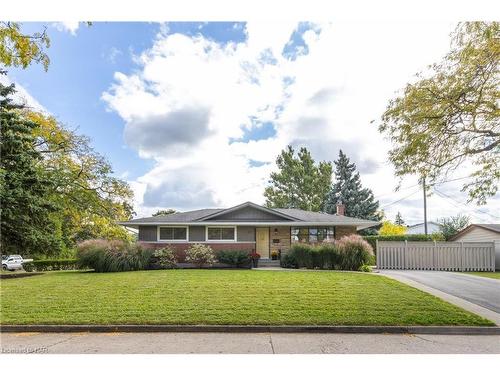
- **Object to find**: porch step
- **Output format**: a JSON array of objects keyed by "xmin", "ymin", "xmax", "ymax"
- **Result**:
[{"xmin": 258, "ymin": 259, "xmax": 281, "ymax": 268}]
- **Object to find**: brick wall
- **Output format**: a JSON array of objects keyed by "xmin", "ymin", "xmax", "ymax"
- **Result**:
[
  {"xmin": 139, "ymin": 242, "xmax": 255, "ymax": 262},
  {"xmin": 334, "ymin": 226, "xmax": 357, "ymax": 239}
]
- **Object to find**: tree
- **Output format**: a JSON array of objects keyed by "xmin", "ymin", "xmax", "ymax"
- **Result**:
[
  {"xmin": 324, "ymin": 150, "xmax": 381, "ymax": 221},
  {"xmin": 439, "ymin": 214, "xmax": 470, "ymax": 240},
  {"xmin": 26, "ymin": 111, "xmax": 135, "ymax": 249},
  {"xmin": 379, "ymin": 22, "xmax": 499, "ymax": 205},
  {"xmin": 379, "ymin": 221, "xmax": 407, "ymax": 236},
  {"xmin": 264, "ymin": 146, "xmax": 332, "ymax": 211},
  {"xmin": 0, "ymin": 81, "xmax": 60, "ymax": 256},
  {"xmin": 395, "ymin": 212, "xmax": 405, "ymax": 226},
  {"xmin": 152, "ymin": 209, "xmax": 177, "ymax": 217},
  {"xmin": 0, "ymin": 22, "xmax": 50, "ymax": 71}
]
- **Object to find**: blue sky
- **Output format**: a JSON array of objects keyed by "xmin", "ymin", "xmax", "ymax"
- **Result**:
[
  {"xmin": 6, "ymin": 21, "xmax": 499, "ymax": 223},
  {"xmin": 7, "ymin": 22, "xmax": 251, "ymax": 180}
]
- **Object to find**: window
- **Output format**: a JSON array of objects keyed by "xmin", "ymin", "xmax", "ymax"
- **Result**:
[
  {"xmin": 291, "ymin": 227, "xmax": 335, "ymax": 244},
  {"xmin": 207, "ymin": 227, "xmax": 236, "ymax": 241},
  {"xmin": 159, "ymin": 227, "xmax": 187, "ymax": 241}
]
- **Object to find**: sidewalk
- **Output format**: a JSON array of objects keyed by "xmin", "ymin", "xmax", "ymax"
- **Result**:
[{"xmin": 2, "ymin": 332, "xmax": 500, "ymax": 354}]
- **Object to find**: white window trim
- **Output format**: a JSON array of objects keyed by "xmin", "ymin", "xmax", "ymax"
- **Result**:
[
  {"xmin": 205, "ymin": 226, "xmax": 237, "ymax": 242},
  {"xmin": 157, "ymin": 226, "xmax": 189, "ymax": 242}
]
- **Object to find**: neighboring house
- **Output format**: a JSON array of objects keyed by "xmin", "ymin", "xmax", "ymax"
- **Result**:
[
  {"xmin": 406, "ymin": 221, "xmax": 443, "ymax": 235},
  {"xmin": 119, "ymin": 201, "xmax": 379, "ymax": 259},
  {"xmin": 450, "ymin": 224, "xmax": 500, "ymax": 242}
]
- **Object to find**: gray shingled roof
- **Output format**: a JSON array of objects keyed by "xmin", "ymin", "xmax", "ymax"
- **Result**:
[
  {"xmin": 122, "ymin": 203, "xmax": 379, "ymax": 227},
  {"xmin": 274, "ymin": 208, "xmax": 377, "ymax": 225},
  {"xmin": 125, "ymin": 209, "xmax": 223, "ymax": 223}
]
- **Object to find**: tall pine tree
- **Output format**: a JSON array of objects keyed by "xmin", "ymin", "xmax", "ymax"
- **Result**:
[
  {"xmin": 0, "ymin": 80, "xmax": 61, "ymax": 256},
  {"xmin": 324, "ymin": 150, "xmax": 380, "ymax": 221}
]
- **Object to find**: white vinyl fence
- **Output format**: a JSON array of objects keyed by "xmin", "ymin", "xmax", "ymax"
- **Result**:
[{"xmin": 376, "ymin": 241, "xmax": 496, "ymax": 271}]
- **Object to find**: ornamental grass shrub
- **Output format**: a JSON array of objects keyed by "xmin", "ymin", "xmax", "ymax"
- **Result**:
[
  {"xmin": 185, "ymin": 243, "xmax": 216, "ymax": 268},
  {"xmin": 336, "ymin": 235, "xmax": 374, "ymax": 271},
  {"xmin": 76, "ymin": 239, "xmax": 153, "ymax": 272}
]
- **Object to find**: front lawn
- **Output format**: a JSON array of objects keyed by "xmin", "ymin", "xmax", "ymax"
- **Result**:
[
  {"xmin": 465, "ymin": 272, "xmax": 500, "ymax": 280},
  {"xmin": 0, "ymin": 269, "xmax": 493, "ymax": 326}
]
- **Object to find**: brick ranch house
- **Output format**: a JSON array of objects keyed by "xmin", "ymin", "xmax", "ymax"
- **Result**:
[{"xmin": 119, "ymin": 201, "xmax": 379, "ymax": 260}]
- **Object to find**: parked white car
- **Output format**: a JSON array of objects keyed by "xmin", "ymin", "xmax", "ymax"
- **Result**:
[{"xmin": 2, "ymin": 255, "xmax": 25, "ymax": 271}]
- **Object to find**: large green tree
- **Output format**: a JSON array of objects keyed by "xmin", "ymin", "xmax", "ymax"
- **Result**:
[
  {"xmin": 0, "ymin": 81, "xmax": 60, "ymax": 256},
  {"xmin": 324, "ymin": 150, "xmax": 380, "ymax": 222},
  {"xmin": 379, "ymin": 22, "xmax": 499, "ymax": 205},
  {"xmin": 27, "ymin": 111, "xmax": 135, "ymax": 249},
  {"xmin": 264, "ymin": 146, "xmax": 332, "ymax": 211}
]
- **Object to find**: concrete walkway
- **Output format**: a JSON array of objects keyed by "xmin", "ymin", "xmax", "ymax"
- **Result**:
[
  {"xmin": 380, "ymin": 270, "xmax": 500, "ymax": 325},
  {"xmin": 2, "ymin": 332, "xmax": 499, "ymax": 354}
]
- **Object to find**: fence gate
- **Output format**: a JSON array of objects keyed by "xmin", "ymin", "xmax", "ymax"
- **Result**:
[{"xmin": 376, "ymin": 241, "xmax": 496, "ymax": 271}]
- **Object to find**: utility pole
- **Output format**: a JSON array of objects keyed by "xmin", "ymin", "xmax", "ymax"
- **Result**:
[{"xmin": 423, "ymin": 177, "xmax": 428, "ymax": 235}]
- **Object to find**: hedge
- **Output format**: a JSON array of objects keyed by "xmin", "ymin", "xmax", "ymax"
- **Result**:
[
  {"xmin": 23, "ymin": 259, "xmax": 80, "ymax": 272},
  {"xmin": 362, "ymin": 233, "xmax": 445, "ymax": 254},
  {"xmin": 281, "ymin": 235, "xmax": 374, "ymax": 271}
]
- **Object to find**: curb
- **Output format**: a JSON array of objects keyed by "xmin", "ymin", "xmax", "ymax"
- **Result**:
[{"xmin": 1, "ymin": 325, "xmax": 499, "ymax": 335}]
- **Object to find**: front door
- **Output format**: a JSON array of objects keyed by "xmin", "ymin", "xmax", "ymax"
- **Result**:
[{"xmin": 256, "ymin": 227, "xmax": 270, "ymax": 258}]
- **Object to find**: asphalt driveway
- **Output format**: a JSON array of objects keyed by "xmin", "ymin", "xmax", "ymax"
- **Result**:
[{"xmin": 380, "ymin": 271, "xmax": 500, "ymax": 313}]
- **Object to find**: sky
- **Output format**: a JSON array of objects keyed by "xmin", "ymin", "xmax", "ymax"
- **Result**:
[{"xmin": 5, "ymin": 21, "xmax": 500, "ymax": 225}]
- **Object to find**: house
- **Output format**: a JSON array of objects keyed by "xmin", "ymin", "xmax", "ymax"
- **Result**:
[
  {"xmin": 406, "ymin": 221, "xmax": 443, "ymax": 235},
  {"xmin": 449, "ymin": 224, "xmax": 500, "ymax": 242},
  {"xmin": 119, "ymin": 201, "xmax": 379, "ymax": 259}
]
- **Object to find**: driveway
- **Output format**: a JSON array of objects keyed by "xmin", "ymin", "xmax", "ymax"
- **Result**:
[
  {"xmin": 380, "ymin": 270, "xmax": 500, "ymax": 313},
  {"xmin": 1, "ymin": 332, "xmax": 499, "ymax": 354}
]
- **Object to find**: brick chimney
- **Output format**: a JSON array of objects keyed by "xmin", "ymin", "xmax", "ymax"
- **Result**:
[{"xmin": 336, "ymin": 202, "xmax": 345, "ymax": 216}]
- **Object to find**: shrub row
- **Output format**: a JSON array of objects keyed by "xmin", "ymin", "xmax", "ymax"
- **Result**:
[
  {"xmin": 281, "ymin": 235, "xmax": 374, "ymax": 271},
  {"xmin": 76, "ymin": 240, "xmax": 253, "ymax": 272},
  {"xmin": 23, "ymin": 259, "xmax": 80, "ymax": 272},
  {"xmin": 362, "ymin": 233, "xmax": 445, "ymax": 254}
]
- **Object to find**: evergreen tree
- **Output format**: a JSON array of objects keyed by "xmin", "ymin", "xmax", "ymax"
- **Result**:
[
  {"xmin": 324, "ymin": 150, "xmax": 380, "ymax": 221},
  {"xmin": 264, "ymin": 146, "xmax": 332, "ymax": 211},
  {"xmin": 0, "ymin": 80, "xmax": 60, "ymax": 256},
  {"xmin": 395, "ymin": 212, "xmax": 405, "ymax": 226}
]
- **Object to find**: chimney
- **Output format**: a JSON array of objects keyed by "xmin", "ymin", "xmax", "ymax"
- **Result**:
[{"xmin": 336, "ymin": 201, "xmax": 345, "ymax": 216}]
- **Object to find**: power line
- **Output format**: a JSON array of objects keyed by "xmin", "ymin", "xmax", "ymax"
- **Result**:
[
  {"xmin": 380, "ymin": 189, "xmax": 421, "ymax": 209},
  {"xmin": 432, "ymin": 191, "xmax": 487, "ymax": 222},
  {"xmin": 433, "ymin": 188, "xmax": 500, "ymax": 220},
  {"xmin": 374, "ymin": 175, "xmax": 474, "ymax": 200}
]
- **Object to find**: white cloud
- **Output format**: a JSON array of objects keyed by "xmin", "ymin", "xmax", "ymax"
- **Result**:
[
  {"xmin": 103, "ymin": 21, "xmax": 500, "ymax": 222},
  {"xmin": 0, "ymin": 75, "xmax": 47, "ymax": 113},
  {"xmin": 52, "ymin": 22, "xmax": 80, "ymax": 35}
]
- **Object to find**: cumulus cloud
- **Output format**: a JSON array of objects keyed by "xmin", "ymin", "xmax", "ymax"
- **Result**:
[
  {"xmin": 102, "ymin": 21, "xmax": 499, "ymax": 222},
  {"xmin": 52, "ymin": 22, "xmax": 80, "ymax": 35},
  {"xmin": 124, "ymin": 106, "xmax": 212, "ymax": 158}
]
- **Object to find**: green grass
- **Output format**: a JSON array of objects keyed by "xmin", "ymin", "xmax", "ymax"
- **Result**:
[
  {"xmin": 0, "ymin": 269, "xmax": 493, "ymax": 326},
  {"xmin": 465, "ymin": 272, "xmax": 500, "ymax": 280}
]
